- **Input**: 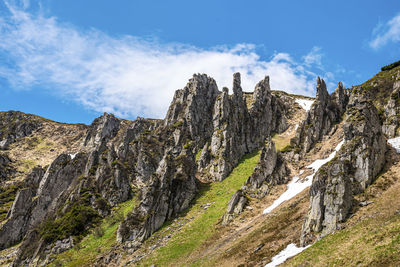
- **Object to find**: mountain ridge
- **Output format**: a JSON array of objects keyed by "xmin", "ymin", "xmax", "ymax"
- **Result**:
[{"xmin": 0, "ymin": 64, "xmax": 399, "ymax": 266}]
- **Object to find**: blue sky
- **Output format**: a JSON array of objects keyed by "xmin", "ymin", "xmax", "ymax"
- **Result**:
[{"xmin": 0, "ymin": 0, "xmax": 399, "ymax": 124}]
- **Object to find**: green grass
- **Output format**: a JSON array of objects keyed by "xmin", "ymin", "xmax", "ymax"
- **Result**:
[
  {"xmin": 17, "ymin": 159, "xmax": 37, "ymax": 173},
  {"xmin": 272, "ymin": 133, "xmax": 291, "ymax": 152},
  {"xmin": 195, "ymin": 149, "xmax": 202, "ymax": 162},
  {"xmin": 286, "ymin": 215, "xmax": 400, "ymax": 267},
  {"xmin": 138, "ymin": 150, "xmax": 261, "ymax": 266},
  {"xmin": 286, "ymin": 171, "xmax": 400, "ymax": 267},
  {"xmin": 0, "ymin": 182, "xmax": 23, "ymax": 222},
  {"xmin": 50, "ymin": 197, "xmax": 137, "ymax": 267}
]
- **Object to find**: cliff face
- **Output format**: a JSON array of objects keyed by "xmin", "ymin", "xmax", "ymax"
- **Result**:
[
  {"xmin": 0, "ymin": 72, "xmax": 290, "ymax": 265},
  {"xmin": 300, "ymin": 92, "xmax": 387, "ymax": 245},
  {"xmin": 0, "ymin": 65, "xmax": 399, "ymax": 266},
  {"xmin": 292, "ymin": 77, "xmax": 349, "ymax": 153},
  {"xmin": 197, "ymin": 74, "xmax": 288, "ymax": 181}
]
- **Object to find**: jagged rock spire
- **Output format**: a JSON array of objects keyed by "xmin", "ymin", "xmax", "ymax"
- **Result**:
[
  {"xmin": 232, "ymin": 72, "xmax": 242, "ymax": 96},
  {"xmin": 332, "ymin": 81, "xmax": 348, "ymax": 114},
  {"xmin": 316, "ymin": 76, "xmax": 329, "ymax": 103}
]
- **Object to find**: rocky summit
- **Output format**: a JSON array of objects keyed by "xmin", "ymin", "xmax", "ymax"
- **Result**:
[{"xmin": 1, "ymin": 64, "xmax": 400, "ymax": 267}]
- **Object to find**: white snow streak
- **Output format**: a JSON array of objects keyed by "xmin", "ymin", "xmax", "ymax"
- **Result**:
[
  {"xmin": 295, "ymin": 98, "xmax": 314, "ymax": 112},
  {"xmin": 264, "ymin": 243, "xmax": 311, "ymax": 267},
  {"xmin": 263, "ymin": 140, "xmax": 344, "ymax": 215},
  {"xmin": 388, "ymin": 137, "xmax": 400, "ymax": 153},
  {"xmin": 69, "ymin": 153, "xmax": 77, "ymax": 160}
]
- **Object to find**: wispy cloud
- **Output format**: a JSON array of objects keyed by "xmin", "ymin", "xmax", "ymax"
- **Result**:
[
  {"xmin": 0, "ymin": 1, "xmax": 331, "ymax": 119},
  {"xmin": 302, "ymin": 46, "xmax": 323, "ymax": 69},
  {"xmin": 370, "ymin": 13, "xmax": 400, "ymax": 49}
]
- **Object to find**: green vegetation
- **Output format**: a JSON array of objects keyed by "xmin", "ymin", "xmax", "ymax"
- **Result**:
[
  {"xmin": 195, "ymin": 149, "xmax": 203, "ymax": 162},
  {"xmin": 51, "ymin": 197, "xmax": 137, "ymax": 267},
  {"xmin": 287, "ymin": 215, "xmax": 400, "ymax": 266},
  {"xmin": 381, "ymin": 60, "xmax": 400, "ymax": 71},
  {"xmin": 172, "ymin": 120, "xmax": 184, "ymax": 128},
  {"xmin": 17, "ymin": 159, "xmax": 37, "ymax": 173},
  {"xmin": 287, "ymin": 171, "xmax": 400, "ymax": 267},
  {"xmin": 138, "ymin": 150, "xmax": 260, "ymax": 266},
  {"xmin": 272, "ymin": 133, "xmax": 292, "ymax": 152},
  {"xmin": 40, "ymin": 197, "xmax": 100, "ymax": 243},
  {"xmin": 354, "ymin": 63, "xmax": 400, "ymax": 108},
  {"xmin": 0, "ymin": 182, "xmax": 23, "ymax": 221}
]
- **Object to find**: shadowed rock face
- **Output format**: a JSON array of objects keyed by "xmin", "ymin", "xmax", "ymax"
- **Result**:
[
  {"xmin": 4, "ymin": 66, "xmax": 397, "ymax": 266},
  {"xmin": 0, "ymin": 111, "xmax": 43, "ymax": 150},
  {"xmin": 222, "ymin": 138, "xmax": 289, "ymax": 225},
  {"xmin": 0, "ymin": 154, "xmax": 13, "ymax": 181},
  {"xmin": 0, "ymin": 73, "xmax": 289, "ymax": 264},
  {"xmin": 382, "ymin": 79, "xmax": 400, "ymax": 138},
  {"xmin": 118, "ymin": 73, "xmax": 289, "ymax": 246},
  {"xmin": 241, "ymin": 138, "xmax": 289, "ymax": 199},
  {"xmin": 198, "ymin": 74, "xmax": 288, "ymax": 181},
  {"xmin": 292, "ymin": 78, "xmax": 348, "ymax": 153},
  {"xmin": 301, "ymin": 92, "xmax": 386, "ymax": 245}
]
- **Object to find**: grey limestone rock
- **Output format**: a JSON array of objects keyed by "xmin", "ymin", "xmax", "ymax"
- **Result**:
[
  {"xmin": 0, "ymin": 167, "xmax": 44, "ymax": 250},
  {"xmin": 0, "ymin": 111, "xmax": 42, "ymax": 150},
  {"xmin": 222, "ymin": 139, "xmax": 289, "ymax": 224},
  {"xmin": 382, "ymin": 80, "xmax": 400, "ymax": 138},
  {"xmin": 242, "ymin": 138, "xmax": 289, "ymax": 199},
  {"xmin": 293, "ymin": 78, "xmax": 348, "ymax": 153},
  {"xmin": 222, "ymin": 190, "xmax": 248, "ymax": 225},
  {"xmin": 0, "ymin": 154, "xmax": 12, "ymax": 181},
  {"xmin": 83, "ymin": 113, "xmax": 121, "ymax": 150},
  {"xmin": 300, "ymin": 92, "xmax": 386, "ymax": 245},
  {"xmin": 198, "ymin": 74, "xmax": 288, "ymax": 182}
]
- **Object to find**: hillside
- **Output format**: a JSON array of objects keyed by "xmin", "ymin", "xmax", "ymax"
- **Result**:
[{"xmin": 0, "ymin": 64, "xmax": 399, "ymax": 267}]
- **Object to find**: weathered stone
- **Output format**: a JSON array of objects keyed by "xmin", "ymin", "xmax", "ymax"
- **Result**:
[
  {"xmin": 198, "ymin": 74, "xmax": 288, "ymax": 181},
  {"xmin": 0, "ymin": 154, "xmax": 12, "ymax": 181},
  {"xmin": 222, "ymin": 190, "xmax": 248, "ymax": 225},
  {"xmin": 83, "ymin": 113, "xmax": 121, "ymax": 150},
  {"xmin": 242, "ymin": 138, "xmax": 289, "ymax": 199},
  {"xmin": 293, "ymin": 78, "xmax": 347, "ymax": 153},
  {"xmin": 0, "ymin": 111, "xmax": 42, "ymax": 150},
  {"xmin": 301, "ymin": 93, "xmax": 386, "ymax": 245},
  {"xmin": 222, "ymin": 139, "xmax": 289, "ymax": 224},
  {"xmin": 382, "ymin": 80, "xmax": 400, "ymax": 137}
]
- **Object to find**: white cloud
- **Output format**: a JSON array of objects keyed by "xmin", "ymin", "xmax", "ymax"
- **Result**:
[
  {"xmin": 0, "ymin": 1, "xmax": 332, "ymax": 119},
  {"xmin": 370, "ymin": 13, "xmax": 400, "ymax": 49},
  {"xmin": 302, "ymin": 46, "xmax": 323, "ymax": 69}
]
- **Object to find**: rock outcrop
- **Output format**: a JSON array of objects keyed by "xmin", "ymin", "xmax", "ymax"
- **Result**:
[
  {"xmin": 0, "ymin": 167, "xmax": 45, "ymax": 250},
  {"xmin": 116, "ymin": 74, "xmax": 219, "ymax": 247},
  {"xmin": 382, "ymin": 79, "xmax": 400, "ymax": 137},
  {"xmin": 0, "ymin": 111, "xmax": 42, "ymax": 150},
  {"xmin": 241, "ymin": 138, "xmax": 289, "ymax": 199},
  {"xmin": 0, "ymin": 154, "xmax": 13, "ymax": 181},
  {"xmin": 198, "ymin": 74, "xmax": 288, "ymax": 181},
  {"xmin": 118, "ymin": 73, "xmax": 288, "ymax": 247},
  {"xmin": 222, "ymin": 139, "xmax": 289, "ymax": 224},
  {"xmin": 301, "ymin": 92, "xmax": 387, "ymax": 245},
  {"xmin": 292, "ymin": 78, "xmax": 348, "ymax": 153}
]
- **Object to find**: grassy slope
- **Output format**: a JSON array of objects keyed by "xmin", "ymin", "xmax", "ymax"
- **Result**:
[
  {"xmin": 51, "ymin": 198, "xmax": 137, "ymax": 267},
  {"xmin": 272, "ymin": 133, "xmax": 292, "ymax": 151},
  {"xmin": 135, "ymin": 150, "xmax": 261, "ymax": 266},
  {"xmin": 286, "ymin": 154, "xmax": 400, "ymax": 267}
]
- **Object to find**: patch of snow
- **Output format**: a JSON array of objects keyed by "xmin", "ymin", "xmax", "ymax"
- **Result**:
[
  {"xmin": 265, "ymin": 243, "xmax": 311, "ymax": 267},
  {"xmin": 299, "ymin": 170, "xmax": 304, "ymax": 175},
  {"xmin": 388, "ymin": 137, "xmax": 400, "ymax": 153},
  {"xmin": 263, "ymin": 140, "xmax": 344, "ymax": 215},
  {"xmin": 69, "ymin": 153, "xmax": 77, "ymax": 160},
  {"xmin": 307, "ymin": 140, "xmax": 344, "ymax": 171},
  {"xmin": 295, "ymin": 98, "xmax": 314, "ymax": 112},
  {"xmin": 294, "ymin": 124, "xmax": 299, "ymax": 131}
]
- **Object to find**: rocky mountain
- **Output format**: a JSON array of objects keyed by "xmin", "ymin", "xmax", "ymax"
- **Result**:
[{"xmin": 0, "ymin": 63, "xmax": 400, "ymax": 266}]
